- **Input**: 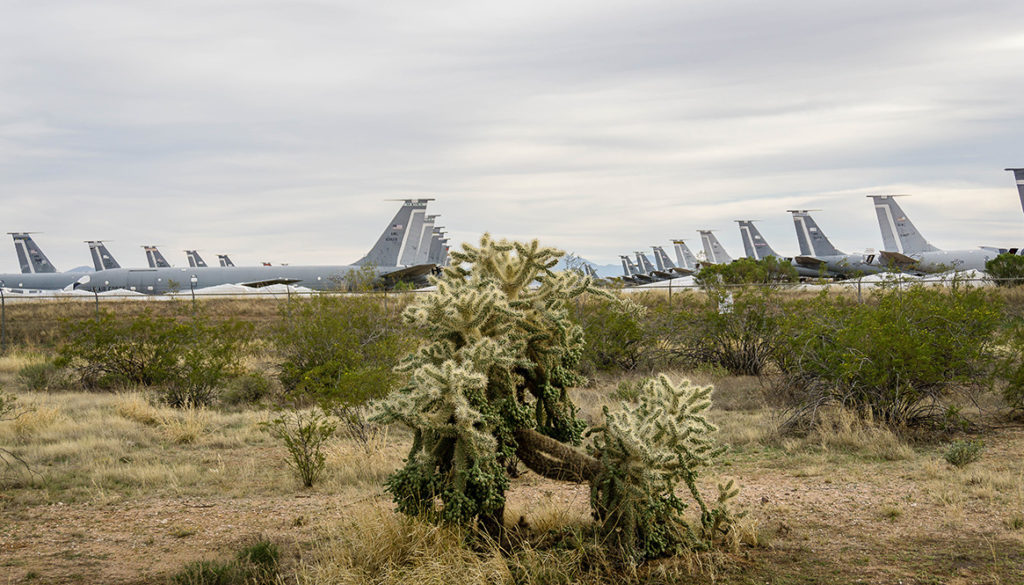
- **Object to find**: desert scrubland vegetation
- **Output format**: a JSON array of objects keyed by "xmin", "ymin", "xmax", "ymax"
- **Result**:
[{"xmin": 2, "ymin": 247, "xmax": 1024, "ymax": 584}]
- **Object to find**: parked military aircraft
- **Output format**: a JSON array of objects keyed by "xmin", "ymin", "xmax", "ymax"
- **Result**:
[
  {"xmin": 0, "ymin": 234, "xmax": 87, "ymax": 290},
  {"xmin": 143, "ymin": 246, "xmax": 172, "ymax": 268},
  {"xmin": 735, "ymin": 220, "xmax": 837, "ymax": 278},
  {"xmin": 68, "ymin": 199, "xmax": 438, "ymax": 294},
  {"xmin": 671, "ymin": 240, "xmax": 700, "ymax": 272},
  {"xmin": 651, "ymin": 246, "xmax": 693, "ymax": 276},
  {"xmin": 87, "ymin": 241, "xmax": 121, "ymax": 271},
  {"xmin": 869, "ymin": 195, "xmax": 997, "ymax": 273},
  {"xmin": 788, "ymin": 210, "xmax": 888, "ymax": 277},
  {"xmin": 1008, "ymin": 168, "xmax": 1024, "ymax": 216},
  {"xmin": 698, "ymin": 230, "xmax": 733, "ymax": 264},
  {"xmin": 11, "ymin": 233, "xmax": 56, "ymax": 274},
  {"xmin": 185, "ymin": 250, "xmax": 208, "ymax": 268}
]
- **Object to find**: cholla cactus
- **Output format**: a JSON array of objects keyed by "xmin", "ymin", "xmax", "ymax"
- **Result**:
[
  {"xmin": 375, "ymin": 236, "xmax": 737, "ymax": 561},
  {"xmin": 590, "ymin": 374, "xmax": 738, "ymax": 561},
  {"xmin": 374, "ymin": 235, "xmax": 598, "ymax": 531}
]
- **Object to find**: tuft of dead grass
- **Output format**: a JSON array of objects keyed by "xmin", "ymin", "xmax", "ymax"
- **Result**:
[
  {"xmin": 115, "ymin": 392, "xmax": 161, "ymax": 426},
  {"xmin": 295, "ymin": 505, "xmax": 512, "ymax": 585},
  {"xmin": 159, "ymin": 404, "xmax": 209, "ymax": 444}
]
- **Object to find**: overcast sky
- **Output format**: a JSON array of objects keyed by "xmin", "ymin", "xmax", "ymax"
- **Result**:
[{"xmin": 2, "ymin": 0, "xmax": 1023, "ymax": 272}]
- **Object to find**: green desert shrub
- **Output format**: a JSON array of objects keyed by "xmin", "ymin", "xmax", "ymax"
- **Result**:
[
  {"xmin": 986, "ymin": 253, "xmax": 1024, "ymax": 287},
  {"xmin": 944, "ymin": 439, "xmax": 984, "ymax": 468},
  {"xmin": 221, "ymin": 372, "xmax": 275, "ymax": 406},
  {"xmin": 263, "ymin": 408, "xmax": 336, "ymax": 488},
  {"xmin": 274, "ymin": 295, "xmax": 414, "ymax": 408},
  {"xmin": 775, "ymin": 283, "xmax": 1002, "ymax": 429},
  {"xmin": 56, "ymin": 309, "xmax": 252, "ymax": 406},
  {"xmin": 694, "ymin": 256, "xmax": 798, "ymax": 286},
  {"xmin": 577, "ymin": 296, "xmax": 653, "ymax": 372}
]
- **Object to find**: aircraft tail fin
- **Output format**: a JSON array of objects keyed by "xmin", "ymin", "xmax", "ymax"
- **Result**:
[
  {"xmin": 737, "ymin": 220, "xmax": 780, "ymax": 260},
  {"xmin": 870, "ymin": 195, "xmax": 939, "ymax": 254},
  {"xmin": 218, "ymin": 254, "xmax": 235, "ymax": 267},
  {"xmin": 635, "ymin": 251, "xmax": 657, "ymax": 274},
  {"xmin": 1006, "ymin": 168, "xmax": 1024, "ymax": 216},
  {"xmin": 143, "ymin": 246, "xmax": 171, "ymax": 268},
  {"xmin": 355, "ymin": 199, "xmax": 433, "ymax": 267},
  {"xmin": 185, "ymin": 250, "xmax": 208, "ymax": 268},
  {"xmin": 652, "ymin": 246, "xmax": 675, "ymax": 270},
  {"xmin": 698, "ymin": 230, "xmax": 733, "ymax": 264},
  {"xmin": 11, "ymin": 233, "xmax": 56, "ymax": 274},
  {"xmin": 87, "ymin": 241, "xmax": 121, "ymax": 271},
  {"xmin": 414, "ymin": 214, "xmax": 439, "ymax": 265},
  {"xmin": 790, "ymin": 210, "xmax": 843, "ymax": 257},
  {"xmin": 671, "ymin": 239, "xmax": 699, "ymax": 270}
]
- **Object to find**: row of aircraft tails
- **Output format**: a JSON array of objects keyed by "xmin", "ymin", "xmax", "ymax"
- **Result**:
[
  {"xmin": 1, "ymin": 200, "xmax": 451, "ymax": 295},
  {"xmin": 604, "ymin": 168, "xmax": 1024, "ymax": 284}
]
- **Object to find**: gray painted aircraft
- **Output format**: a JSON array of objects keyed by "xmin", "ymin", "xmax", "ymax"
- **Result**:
[
  {"xmin": 651, "ymin": 245, "xmax": 694, "ymax": 276},
  {"xmin": 1008, "ymin": 168, "xmax": 1024, "ymax": 217},
  {"xmin": 736, "ymin": 220, "xmax": 837, "ymax": 278},
  {"xmin": 87, "ymin": 241, "xmax": 121, "ymax": 271},
  {"xmin": 68, "ymin": 199, "xmax": 438, "ymax": 294},
  {"xmin": 144, "ymin": 246, "xmax": 172, "ymax": 268},
  {"xmin": 0, "ymin": 234, "xmax": 88, "ymax": 290},
  {"xmin": 789, "ymin": 210, "xmax": 888, "ymax": 277},
  {"xmin": 11, "ymin": 233, "xmax": 57, "ymax": 274},
  {"xmin": 185, "ymin": 250, "xmax": 208, "ymax": 268},
  {"xmin": 870, "ymin": 195, "xmax": 997, "ymax": 272},
  {"xmin": 618, "ymin": 255, "xmax": 650, "ymax": 284},
  {"xmin": 218, "ymin": 254, "xmax": 235, "ymax": 267},
  {"xmin": 698, "ymin": 230, "xmax": 733, "ymax": 265},
  {"xmin": 671, "ymin": 239, "xmax": 700, "ymax": 271}
]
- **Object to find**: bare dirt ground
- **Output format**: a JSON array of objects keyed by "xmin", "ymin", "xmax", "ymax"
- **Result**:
[{"xmin": 4, "ymin": 427, "xmax": 1023, "ymax": 584}]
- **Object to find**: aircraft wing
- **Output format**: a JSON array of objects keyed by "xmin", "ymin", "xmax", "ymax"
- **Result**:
[
  {"xmin": 794, "ymin": 255, "xmax": 827, "ymax": 268},
  {"xmin": 878, "ymin": 251, "xmax": 918, "ymax": 267},
  {"xmin": 239, "ymin": 277, "xmax": 304, "ymax": 288},
  {"xmin": 379, "ymin": 263, "xmax": 439, "ymax": 287},
  {"xmin": 670, "ymin": 267, "xmax": 694, "ymax": 276}
]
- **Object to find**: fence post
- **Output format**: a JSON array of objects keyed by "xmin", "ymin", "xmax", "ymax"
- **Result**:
[{"xmin": 0, "ymin": 287, "xmax": 6, "ymax": 354}]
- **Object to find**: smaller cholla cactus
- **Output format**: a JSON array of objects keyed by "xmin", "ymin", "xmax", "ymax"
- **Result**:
[{"xmin": 590, "ymin": 374, "xmax": 738, "ymax": 562}]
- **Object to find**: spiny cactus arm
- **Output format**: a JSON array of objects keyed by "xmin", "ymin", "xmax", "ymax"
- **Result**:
[{"xmin": 513, "ymin": 427, "xmax": 602, "ymax": 483}]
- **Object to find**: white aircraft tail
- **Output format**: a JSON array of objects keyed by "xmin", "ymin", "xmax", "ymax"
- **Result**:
[
  {"xmin": 671, "ymin": 239, "xmax": 699, "ymax": 270},
  {"xmin": 790, "ymin": 210, "xmax": 843, "ymax": 257},
  {"xmin": 698, "ymin": 230, "xmax": 733, "ymax": 264},
  {"xmin": 11, "ymin": 233, "xmax": 56, "ymax": 274},
  {"xmin": 870, "ymin": 195, "xmax": 939, "ymax": 254}
]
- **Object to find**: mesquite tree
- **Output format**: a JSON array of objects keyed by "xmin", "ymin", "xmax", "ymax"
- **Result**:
[{"xmin": 374, "ymin": 235, "xmax": 736, "ymax": 562}]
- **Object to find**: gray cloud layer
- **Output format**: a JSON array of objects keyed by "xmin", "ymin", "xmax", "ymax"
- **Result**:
[{"xmin": 2, "ymin": 0, "xmax": 1023, "ymax": 271}]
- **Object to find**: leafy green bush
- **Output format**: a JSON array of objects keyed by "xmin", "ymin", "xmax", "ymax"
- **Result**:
[
  {"xmin": 944, "ymin": 439, "xmax": 984, "ymax": 467},
  {"xmin": 986, "ymin": 253, "xmax": 1024, "ymax": 286},
  {"xmin": 995, "ymin": 323, "xmax": 1024, "ymax": 413},
  {"xmin": 776, "ymin": 284, "xmax": 1002, "ymax": 428},
  {"xmin": 694, "ymin": 256, "xmax": 798, "ymax": 287},
  {"xmin": 577, "ymin": 296, "xmax": 652, "ymax": 371},
  {"xmin": 56, "ymin": 309, "xmax": 252, "ymax": 406},
  {"xmin": 651, "ymin": 286, "xmax": 787, "ymax": 376},
  {"xmin": 263, "ymin": 408, "xmax": 336, "ymax": 487},
  {"xmin": 274, "ymin": 295, "xmax": 414, "ymax": 407}
]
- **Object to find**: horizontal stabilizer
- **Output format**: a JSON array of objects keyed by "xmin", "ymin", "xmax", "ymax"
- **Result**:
[
  {"xmin": 879, "ymin": 250, "xmax": 918, "ymax": 266},
  {"xmin": 239, "ymin": 278, "xmax": 304, "ymax": 288},
  {"xmin": 794, "ymin": 255, "xmax": 827, "ymax": 268}
]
